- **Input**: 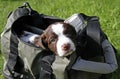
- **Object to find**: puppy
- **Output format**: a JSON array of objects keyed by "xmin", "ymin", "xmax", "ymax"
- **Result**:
[{"xmin": 34, "ymin": 22, "xmax": 77, "ymax": 57}]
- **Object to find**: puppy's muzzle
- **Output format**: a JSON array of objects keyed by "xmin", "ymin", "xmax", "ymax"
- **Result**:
[{"xmin": 61, "ymin": 43, "xmax": 70, "ymax": 51}]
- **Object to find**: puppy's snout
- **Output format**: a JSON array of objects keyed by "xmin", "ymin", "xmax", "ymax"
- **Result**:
[{"xmin": 61, "ymin": 43, "xmax": 70, "ymax": 51}]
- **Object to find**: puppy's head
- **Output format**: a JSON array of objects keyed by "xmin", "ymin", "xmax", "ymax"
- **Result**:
[{"xmin": 35, "ymin": 22, "xmax": 77, "ymax": 57}]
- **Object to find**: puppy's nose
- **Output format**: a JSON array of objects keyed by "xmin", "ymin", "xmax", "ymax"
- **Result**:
[{"xmin": 62, "ymin": 43, "xmax": 70, "ymax": 51}]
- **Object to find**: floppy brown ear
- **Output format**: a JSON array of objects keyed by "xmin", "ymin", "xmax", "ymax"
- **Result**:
[{"xmin": 34, "ymin": 34, "xmax": 47, "ymax": 49}]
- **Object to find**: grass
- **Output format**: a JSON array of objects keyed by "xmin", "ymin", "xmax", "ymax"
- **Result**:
[{"xmin": 0, "ymin": 0, "xmax": 120, "ymax": 79}]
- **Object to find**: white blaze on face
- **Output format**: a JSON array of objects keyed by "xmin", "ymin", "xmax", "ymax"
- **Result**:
[{"xmin": 51, "ymin": 23, "xmax": 76, "ymax": 57}]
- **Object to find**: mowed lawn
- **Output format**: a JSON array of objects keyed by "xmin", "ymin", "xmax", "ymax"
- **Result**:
[{"xmin": 0, "ymin": 0, "xmax": 120, "ymax": 79}]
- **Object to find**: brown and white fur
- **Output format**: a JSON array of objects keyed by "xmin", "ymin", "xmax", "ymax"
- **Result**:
[{"xmin": 34, "ymin": 22, "xmax": 77, "ymax": 57}]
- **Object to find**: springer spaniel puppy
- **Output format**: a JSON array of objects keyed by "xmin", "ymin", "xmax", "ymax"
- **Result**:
[
  {"xmin": 35, "ymin": 22, "xmax": 77, "ymax": 57},
  {"xmin": 20, "ymin": 22, "xmax": 77, "ymax": 57}
]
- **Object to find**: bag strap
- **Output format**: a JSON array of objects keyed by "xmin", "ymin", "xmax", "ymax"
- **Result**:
[
  {"xmin": 86, "ymin": 17, "xmax": 101, "ymax": 44},
  {"xmin": 7, "ymin": 33, "xmax": 19, "ymax": 78},
  {"xmin": 79, "ymin": 13, "xmax": 101, "ymax": 45}
]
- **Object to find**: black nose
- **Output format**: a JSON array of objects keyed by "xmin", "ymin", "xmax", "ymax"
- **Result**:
[{"xmin": 61, "ymin": 43, "xmax": 70, "ymax": 51}]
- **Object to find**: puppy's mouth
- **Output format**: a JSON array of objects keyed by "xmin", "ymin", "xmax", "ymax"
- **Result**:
[
  {"xmin": 63, "ymin": 49, "xmax": 75, "ymax": 57},
  {"xmin": 57, "ymin": 46, "xmax": 76, "ymax": 57}
]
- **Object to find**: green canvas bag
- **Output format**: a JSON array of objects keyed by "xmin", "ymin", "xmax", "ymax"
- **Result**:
[{"xmin": 1, "ymin": 2, "xmax": 117, "ymax": 79}]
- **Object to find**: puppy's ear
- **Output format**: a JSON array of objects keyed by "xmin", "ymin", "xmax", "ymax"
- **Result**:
[{"xmin": 34, "ymin": 34, "xmax": 48, "ymax": 49}]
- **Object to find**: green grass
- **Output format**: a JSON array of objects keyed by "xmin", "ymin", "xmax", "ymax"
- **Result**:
[{"xmin": 0, "ymin": 0, "xmax": 120, "ymax": 79}]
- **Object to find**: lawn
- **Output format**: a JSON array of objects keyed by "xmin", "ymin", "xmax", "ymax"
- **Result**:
[{"xmin": 0, "ymin": 0, "xmax": 120, "ymax": 79}]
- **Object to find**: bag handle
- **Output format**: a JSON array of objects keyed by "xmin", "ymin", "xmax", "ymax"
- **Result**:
[
  {"xmin": 7, "ymin": 2, "xmax": 33, "ymax": 18},
  {"xmin": 19, "ymin": 2, "xmax": 33, "ymax": 15}
]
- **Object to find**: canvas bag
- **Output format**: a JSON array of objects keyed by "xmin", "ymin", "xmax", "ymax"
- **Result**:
[{"xmin": 1, "ymin": 2, "xmax": 117, "ymax": 79}]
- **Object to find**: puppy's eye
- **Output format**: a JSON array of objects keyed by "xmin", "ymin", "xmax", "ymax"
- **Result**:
[
  {"xmin": 50, "ymin": 38, "xmax": 55, "ymax": 42},
  {"xmin": 49, "ymin": 36, "xmax": 57, "ymax": 43},
  {"xmin": 49, "ymin": 33, "xmax": 57, "ymax": 44}
]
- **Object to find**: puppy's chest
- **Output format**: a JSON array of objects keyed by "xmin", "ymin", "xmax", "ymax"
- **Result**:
[{"xmin": 52, "ymin": 56, "xmax": 70, "ymax": 79}]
